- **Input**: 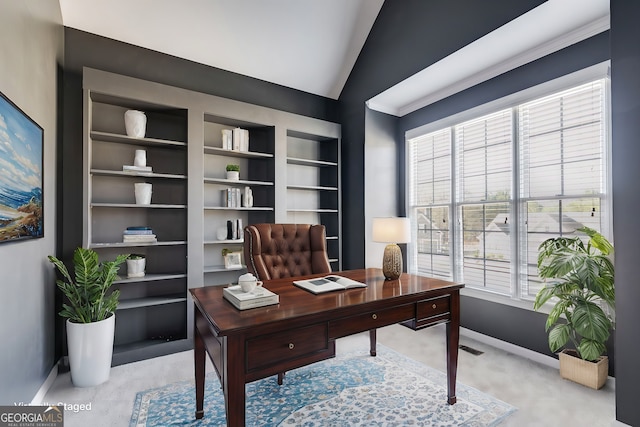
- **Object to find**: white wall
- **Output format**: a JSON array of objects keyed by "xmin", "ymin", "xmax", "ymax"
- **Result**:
[
  {"xmin": 364, "ymin": 107, "xmax": 399, "ymax": 268},
  {"xmin": 0, "ymin": 1, "xmax": 63, "ymax": 403}
]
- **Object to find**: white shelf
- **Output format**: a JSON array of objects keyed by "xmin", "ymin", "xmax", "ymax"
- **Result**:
[
  {"xmin": 286, "ymin": 208, "xmax": 338, "ymax": 213},
  {"xmin": 117, "ymin": 296, "xmax": 187, "ymax": 310},
  {"xmin": 287, "ymin": 184, "xmax": 338, "ymax": 191},
  {"xmin": 91, "ymin": 203, "xmax": 187, "ymax": 209},
  {"xmin": 204, "ymin": 177, "xmax": 273, "ymax": 186},
  {"xmin": 114, "ymin": 273, "xmax": 186, "ymax": 284},
  {"xmin": 91, "ymin": 130, "xmax": 187, "ymax": 148},
  {"xmin": 286, "ymin": 156, "xmax": 337, "ymax": 167},
  {"xmin": 204, "ymin": 239, "xmax": 244, "ymax": 245},
  {"xmin": 204, "ymin": 265, "xmax": 246, "ymax": 274},
  {"xmin": 204, "ymin": 146, "xmax": 273, "ymax": 158},
  {"xmin": 203, "ymin": 206, "xmax": 273, "ymax": 211},
  {"xmin": 91, "ymin": 169, "xmax": 187, "ymax": 180},
  {"xmin": 90, "ymin": 241, "xmax": 187, "ymax": 248}
]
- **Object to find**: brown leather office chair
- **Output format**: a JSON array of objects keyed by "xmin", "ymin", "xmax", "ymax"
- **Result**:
[
  {"xmin": 243, "ymin": 223, "xmax": 377, "ymax": 385},
  {"xmin": 244, "ymin": 223, "xmax": 331, "ymax": 280}
]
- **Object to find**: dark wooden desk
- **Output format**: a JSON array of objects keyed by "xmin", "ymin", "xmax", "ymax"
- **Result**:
[{"xmin": 190, "ymin": 268, "xmax": 464, "ymax": 426}]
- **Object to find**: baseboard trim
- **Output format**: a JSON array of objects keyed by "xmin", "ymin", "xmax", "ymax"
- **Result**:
[
  {"xmin": 30, "ymin": 361, "xmax": 59, "ymax": 405},
  {"xmin": 460, "ymin": 327, "xmax": 560, "ymax": 370}
]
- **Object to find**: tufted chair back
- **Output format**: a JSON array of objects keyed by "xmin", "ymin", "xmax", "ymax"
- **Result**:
[{"xmin": 243, "ymin": 223, "xmax": 331, "ymax": 281}]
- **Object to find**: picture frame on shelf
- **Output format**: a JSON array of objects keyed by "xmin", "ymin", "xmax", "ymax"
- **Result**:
[
  {"xmin": 224, "ymin": 251, "xmax": 242, "ymax": 269},
  {"xmin": 0, "ymin": 91, "xmax": 44, "ymax": 244}
]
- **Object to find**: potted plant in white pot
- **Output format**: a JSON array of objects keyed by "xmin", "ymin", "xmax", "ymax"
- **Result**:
[
  {"xmin": 49, "ymin": 248, "xmax": 128, "ymax": 387},
  {"xmin": 226, "ymin": 164, "xmax": 240, "ymax": 181},
  {"xmin": 126, "ymin": 254, "xmax": 146, "ymax": 278},
  {"xmin": 533, "ymin": 226, "xmax": 614, "ymax": 389}
]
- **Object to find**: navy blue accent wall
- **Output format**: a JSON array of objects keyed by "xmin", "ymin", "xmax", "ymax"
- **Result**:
[
  {"xmin": 61, "ymin": 27, "xmax": 338, "ymax": 259},
  {"xmin": 611, "ymin": 2, "xmax": 640, "ymax": 425},
  {"xmin": 338, "ymin": 0, "xmax": 546, "ymax": 269}
]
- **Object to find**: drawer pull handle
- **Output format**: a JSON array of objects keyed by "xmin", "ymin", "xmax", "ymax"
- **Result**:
[
  {"xmin": 432, "ymin": 304, "xmax": 437, "ymax": 309},
  {"xmin": 288, "ymin": 343, "xmax": 295, "ymax": 350},
  {"xmin": 372, "ymin": 314, "xmax": 378, "ymax": 320}
]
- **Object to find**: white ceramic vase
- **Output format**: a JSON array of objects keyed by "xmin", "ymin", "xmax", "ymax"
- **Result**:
[
  {"xmin": 124, "ymin": 110, "xmax": 147, "ymax": 138},
  {"xmin": 133, "ymin": 149, "xmax": 147, "ymax": 167},
  {"xmin": 126, "ymin": 258, "xmax": 146, "ymax": 278},
  {"xmin": 226, "ymin": 171, "xmax": 239, "ymax": 181},
  {"xmin": 134, "ymin": 183, "xmax": 152, "ymax": 205},
  {"xmin": 66, "ymin": 315, "xmax": 115, "ymax": 387}
]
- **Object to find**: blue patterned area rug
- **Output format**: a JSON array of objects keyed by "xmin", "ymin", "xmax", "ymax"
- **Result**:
[{"xmin": 130, "ymin": 345, "xmax": 515, "ymax": 426}]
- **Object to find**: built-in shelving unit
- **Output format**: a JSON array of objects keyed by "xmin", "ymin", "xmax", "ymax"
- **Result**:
[
  {"xmin": 286, "ymin": 130, "xmax": 341, "ymax": 269},
  {"xmin": 83, "ymin": 74, "xmax": 190, "ymax": 365},
  {"xmin": 81, "ymin": 67, "xmax": 341, "ymax": 364}
]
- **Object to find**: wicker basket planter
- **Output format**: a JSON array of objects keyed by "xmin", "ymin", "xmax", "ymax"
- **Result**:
[{"xmin": 559, "ymin": 349, "xmax": 608, "ymax": 390}]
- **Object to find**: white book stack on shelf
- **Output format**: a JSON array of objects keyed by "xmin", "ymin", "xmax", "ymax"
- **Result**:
[
  {"xmin": 223, "ymin": 285, "xmax": 279, "ymax": 310},
  {"xmin": 123, "ymin": 226, "xmax": 157, "ymax": 244}
]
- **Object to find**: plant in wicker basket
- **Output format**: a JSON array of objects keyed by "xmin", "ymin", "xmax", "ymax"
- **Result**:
[{"xmin": 533, "ymin": 226, "xmax": 615, "ymax": 363}]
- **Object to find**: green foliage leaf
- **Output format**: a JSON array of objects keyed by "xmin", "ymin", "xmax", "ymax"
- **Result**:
[
  {"xmin": 572, "ymin": 301, "xmax": 611, "ymax": 343},
  {"xmin": 49, "ymin": 247, "xmax": 127, "ymax": 323},
  {"xmin": 577, "ymin": 339, "xmax": 607, "ymax": 362},
  {"xmin": 548, "ymin": 323, "xmax": 571, "ymax": 353}
]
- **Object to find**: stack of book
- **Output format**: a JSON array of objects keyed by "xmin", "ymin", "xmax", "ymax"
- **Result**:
[
  {"xmin": 223, "ymin": 285, "xmax": 279, "ymax": 310},
  {"xmin": 123, "ymin": 165, "xmax": 152, "ymax": 174},
  {"xmin": 123, "ymin": 226, "xmax": 157, "ymax": 244},
  {"xmin": 221, "ymin": 127, "xmax": 249, "ymax": 151}
]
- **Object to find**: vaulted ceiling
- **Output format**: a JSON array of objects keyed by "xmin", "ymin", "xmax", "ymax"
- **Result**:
[{"xmin": 59, "ymin": 0, "xmax": 609, "ymax": 116}]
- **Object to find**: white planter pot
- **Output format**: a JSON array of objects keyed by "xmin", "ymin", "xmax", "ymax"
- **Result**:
[
  {"xmin": 226, "ymin": 171, "xmax": 239, "ymax": 181},
  {"xmin": 126, "ymin": 258, "xmax": 146, "ymax": 278},
  {"xmin": 124, "ymin": 110, "xmax": 147, "ymax": 138},
  {"xmin": 134, "ymin": 183, "xmax": 152, "ymax": 205},
  {"xmin": 66, "ymin": 315, "xmax": 115, "ymax": 387}
]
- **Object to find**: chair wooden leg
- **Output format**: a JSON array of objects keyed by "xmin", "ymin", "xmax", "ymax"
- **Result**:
[
  {"xmin": 277, "ymin": 372, "xmax": 285, "ymax": 385},
  {"xmin": 369, "ymin": 329, "xmax": 377, "ymax": 356}
]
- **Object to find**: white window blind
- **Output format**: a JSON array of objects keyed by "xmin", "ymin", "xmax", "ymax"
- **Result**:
[
  {"xmin": 456, "ymin": 110, "xmax": 513, "ymax": 294},
  {"xmin": 518, "ymin": 80, "xmax": 607, "ymax": 298},
  {"xmin": 408, "ymin": 129, "xmax": 452, "ymax": 279},
  {"xmin": 406, "ymin": 75, "xmax": 609, "ymax": 305}
]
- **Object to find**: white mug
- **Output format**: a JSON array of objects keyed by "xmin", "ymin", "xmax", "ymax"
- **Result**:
[{"xmin": 238, "ymin": 273, "xmax": 263, "ymax": 293}]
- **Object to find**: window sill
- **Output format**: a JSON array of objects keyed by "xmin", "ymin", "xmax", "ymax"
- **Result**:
[{"xmin": 460, "ymin": 286, "xmax": 553, "ymax": 315}]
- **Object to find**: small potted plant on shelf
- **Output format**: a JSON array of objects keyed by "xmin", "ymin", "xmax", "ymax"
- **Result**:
[
  {"xmin": 533, "ymin": 226, "xmax": 615, "ymax": 389},
  {"xmin": 49, "ymin": 248, "xmax": 128, "ymax": 387},
  {"xmin": 226, "ymin": 164, "xmax": 240, "ymax": 181},
  {"xmin": 126, "ymin": 253, "xmax": 146, "ymax": 278}
]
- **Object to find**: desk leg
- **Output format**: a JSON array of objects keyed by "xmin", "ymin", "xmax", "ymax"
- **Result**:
[
  {"xmin": 369, "ymin": 329, "xmax": 377, "ymax": 356},
  {"xmin": 446, "ymin": 291, "xmax": 460, "ymax": 405},
  {"xmin": 223, "ymin": 335, "xmax": 246, "ymax": 427},
  {"xmin": 194, "ymin": 313, "xmax": 205, "ymax": 419}
]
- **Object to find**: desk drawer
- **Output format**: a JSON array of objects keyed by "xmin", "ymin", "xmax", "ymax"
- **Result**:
[
  {"xmin": 246, "ymin": 323, "xmax": 329, "ymax": 372},
  {"xmin": 329, "ymin": 304, "xmax": 414, "ymax": 338},
  {"xmin": 415, "ymin": 295, "xmax": 450, "ymax": 328}
]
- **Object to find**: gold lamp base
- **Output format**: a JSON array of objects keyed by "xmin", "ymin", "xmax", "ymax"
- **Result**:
[{"xmin": 382, "ymin": 243, "xmax": 403, "ymax": 280}]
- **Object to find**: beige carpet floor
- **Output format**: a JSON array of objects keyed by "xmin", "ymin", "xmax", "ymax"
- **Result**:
[{"xmin": 44, "ymin": 324, "xmax": 615, "ymax": 426}]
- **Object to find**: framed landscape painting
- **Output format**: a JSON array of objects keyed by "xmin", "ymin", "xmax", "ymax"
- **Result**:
[{"xmin": 0, "ymin": 91, "xmax": 43, "ymax": 243}]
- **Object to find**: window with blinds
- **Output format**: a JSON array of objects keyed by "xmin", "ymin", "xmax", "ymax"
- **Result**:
[
  {"xmin": 456, "ymin": 110, "xmax": 513, "ymax": 294},
  {"xmin": 518, "ymin": 80, "xmax": 607, "ymax": 298},
  {"xmin": 408, "ymin": 129, "xmax": 452, "ymax": 279},
  {"xmin": 406, "ymin": 77, "xmax": 609, "ymax": 302}
]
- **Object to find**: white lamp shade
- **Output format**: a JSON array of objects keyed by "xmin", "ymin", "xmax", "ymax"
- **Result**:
[{"xmin": 372, "ymin": 217, "xmax": 411, "ymax": 244}]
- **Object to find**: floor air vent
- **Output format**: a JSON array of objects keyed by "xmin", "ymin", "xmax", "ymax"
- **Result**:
[{"xmin": 459, "ymin": 345, "xmax": 484, "ymax": 356}]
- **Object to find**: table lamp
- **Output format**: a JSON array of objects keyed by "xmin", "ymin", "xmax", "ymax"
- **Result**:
[{"xmin": 372, "ymin": 217, "xmax": 411, "ymax": 280}]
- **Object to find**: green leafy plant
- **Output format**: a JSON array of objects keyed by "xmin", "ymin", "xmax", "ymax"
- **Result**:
[
  {"xmin": 127, "ymin": 254, "xmax": 145, "ymax": 260},
  {"xmin": 49, "ymin": 248, "xmax": 128, "ymax": 323},
  {"xmin": 226, "ymin": 164, "xmax": 240, "ymax": 172},
  {"xmin": 533, "ymin": 226, "xmax": 615, "ymax": 361}
]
